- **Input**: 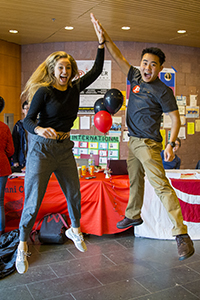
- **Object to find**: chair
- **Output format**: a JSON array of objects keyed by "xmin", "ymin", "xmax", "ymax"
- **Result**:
[
  {"xmin": 107, "ymin": 159, "xmax": 128, "ymax": 175},
  {"xmin": 80, "ymin": 154, "xmax": 99, "ymax": 166}
]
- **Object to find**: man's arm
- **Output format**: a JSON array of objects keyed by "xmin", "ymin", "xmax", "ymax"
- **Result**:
[
  {"xmin": 90, "ymin": 13, "xmax": 130, "ymax": 76},
  {"xmin": 164, "ymin": 110, "xmax": 181, "ymax": 162}
]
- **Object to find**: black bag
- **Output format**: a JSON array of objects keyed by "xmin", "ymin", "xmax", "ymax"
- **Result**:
[
  {"xmin": 0, "ymin": 229, "xmax": 19, "ymax": 279},
  {"xmin": 31, "ymin": 213, "xmax": 69, "ymax": 244}
]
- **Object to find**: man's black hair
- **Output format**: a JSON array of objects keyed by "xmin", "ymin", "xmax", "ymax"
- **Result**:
[
  {"xmin": 22, "ymin": 100, "xmax": 28, "ymax": 109},
  {"xmin": 0, "ymin": 96, "xmax": 5, "ymax": 113},
  {"xmin": 176, "ymin": 137, "xmax": 181, "ymax": 147},
  {"xmin": 141, "ymin": 47, "xmax": 166, "ymax": 65}
]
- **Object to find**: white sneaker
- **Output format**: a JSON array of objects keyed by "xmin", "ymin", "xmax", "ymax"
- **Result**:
[
  {"xmin": 15, "ymin": 248, "xmax": 31, "ymax": 274},
  {"xmin": 65, "ymin": 228, "xmax": 87, "ymax": 252}
]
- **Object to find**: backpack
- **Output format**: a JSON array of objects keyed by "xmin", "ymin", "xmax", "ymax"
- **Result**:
[
  {"xmin": 30, "ymin": 213, "xmax": 69, "ymax": 244},
  {"xmin": 0, "ymin": 229, "xmax": 19, "ymax": 279}
]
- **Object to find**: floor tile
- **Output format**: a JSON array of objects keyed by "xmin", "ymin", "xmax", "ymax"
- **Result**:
[
  {"xmin": 71, "ymin": 278, "xmax": 148, "ymax": 300},
  {"xmin": 182, "ymin": 279, "xmax": 200, "ymax": 298},
  {"xmin": 26, "ymin": 272, "xmax": 101, "ymax": 299},
  {"xmin": 90, "ymin": 261, "xmax": 155, "ymax": 284},
  {"xmin": 0, "ymin": 265, "xmax": 57, "ymax": 288},
  {"xmin": 0, "ymin": 286, "xmax": 33, "ymax": 300},
  {"xmin": 133, "ymin": 285, "xmax": 200, "ymax": 300},
  {"xmin": 28, "ymin": 248, "xmax": 74, "ymax": 267},
  {"xmin": 50, "ymin": 254, "xmax": 115, "ymax": 277},
  {"xmin": 134, "ymin": 265, "xmax": 200, "ymax": 293}
]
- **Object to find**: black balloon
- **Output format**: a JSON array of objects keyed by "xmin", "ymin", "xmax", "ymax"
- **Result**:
[
  {"xmin": 103, "ymin": 89, "xmax": 123, "ymax": 114},
  {"xmin": 94, "ymin": 98, "xmax": 109, "ymax": 114}
]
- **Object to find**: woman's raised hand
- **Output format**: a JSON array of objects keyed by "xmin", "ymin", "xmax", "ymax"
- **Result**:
[{"xmin": 90, "ymin": 13, "xmax": 104, "ymax": 44}]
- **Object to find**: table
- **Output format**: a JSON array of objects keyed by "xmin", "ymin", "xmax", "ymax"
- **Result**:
[
  {"xmin": 4, "ymin": 171, "xmax": 200, "ymax": 239},
  {"xmin": 135, "ymin": 176, "xmax": 200, "ymax": 240},
  {"xmin": 4, "ymin": 172, "xmax": 129, "ymax": 236}
]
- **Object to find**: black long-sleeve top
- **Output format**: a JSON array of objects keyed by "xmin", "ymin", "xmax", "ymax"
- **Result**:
[{"xmin": 24, "ymin": 48, "xmax": 104, "ymax": 134}]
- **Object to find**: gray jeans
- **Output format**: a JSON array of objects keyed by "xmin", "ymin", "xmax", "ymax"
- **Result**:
[{"xmin": 19, "ymin": 134, "xmax": 81, "ymax": 241}]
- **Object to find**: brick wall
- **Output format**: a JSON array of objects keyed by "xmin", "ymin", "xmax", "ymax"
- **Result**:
[{"xmin": 21, "ymin": 41, "xmax": 200, "ymax": 169}]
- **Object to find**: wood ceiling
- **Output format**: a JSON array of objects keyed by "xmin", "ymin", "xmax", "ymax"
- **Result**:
[{"xmin": 1, "ymin": 0, "xmax": 200, "ymax": 47}]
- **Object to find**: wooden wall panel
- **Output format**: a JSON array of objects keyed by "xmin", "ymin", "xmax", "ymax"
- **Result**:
[{"xmin": 0, "ymin": 39, "xmax": 21, "ymax": 126}]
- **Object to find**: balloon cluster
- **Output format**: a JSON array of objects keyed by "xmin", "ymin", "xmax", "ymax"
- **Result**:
[{"xmin": 94, "ymin": 89, "xmax": 123, "ymax": 133}]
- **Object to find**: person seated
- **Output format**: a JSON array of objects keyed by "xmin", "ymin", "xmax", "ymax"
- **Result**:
[
  {"xmin": 161, "ymin": 138, "xmax": 181, "ymax": 169},
  {"xmin": 11, "ymin": 101, "xmax": 29, "ymax": 172},
  {"xmin": 195, "ymin": 160, "xmax": 200, "ymax": 169}
]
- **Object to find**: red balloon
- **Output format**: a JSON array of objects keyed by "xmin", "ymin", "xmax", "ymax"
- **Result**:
[{"xmin": 94, "ymin": 111, "xmax": 112, "ymax": 133}]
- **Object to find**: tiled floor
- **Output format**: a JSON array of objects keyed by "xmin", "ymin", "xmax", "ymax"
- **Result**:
[{"xmin": 1, "ymin": 228, "xmax": 200, "ymax": 300}]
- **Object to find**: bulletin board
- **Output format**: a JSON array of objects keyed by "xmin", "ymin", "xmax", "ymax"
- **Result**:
[{"xmin": 71, "ymin": 134, "xmax": 120, "ymax": 166}]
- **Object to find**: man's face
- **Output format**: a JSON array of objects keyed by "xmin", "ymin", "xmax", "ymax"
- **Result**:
[
  {"xmin": 140, "ymin": 53, "xmax": 163, "ymax": 83},
  {"xmin": 173, "ymin": 141, "xmax": 180, "ymax": 153},
  {"xmin": 22, "ymin": 105, "xmax": 29, "ymax": 118}
]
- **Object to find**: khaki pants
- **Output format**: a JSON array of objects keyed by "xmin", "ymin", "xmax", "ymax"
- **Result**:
[{"xmin": 126, "ymin": 137, "xmax": 187, "ymax": 236}]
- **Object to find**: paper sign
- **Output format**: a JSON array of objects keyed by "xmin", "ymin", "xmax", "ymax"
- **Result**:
[{"xmin": 187, "ymin": 122, "xmax": 195, "ymax": 135}]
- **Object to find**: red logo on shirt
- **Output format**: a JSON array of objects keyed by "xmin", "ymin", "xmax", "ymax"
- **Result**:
[{"xmin": 132, "ymin": 85, "xmax": 140, "ymax": 93}]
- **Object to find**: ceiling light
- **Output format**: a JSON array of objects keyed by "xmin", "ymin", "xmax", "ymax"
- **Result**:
[
  {"xmin": 177, "ymin": 30, "xmax": 186, "ymax": 34},
  {"xmin": 9, "ymin": 30, "xmax": 18, "ymax": 34},
  {"xmin": 121, "ymin": 26, "xmax": 130, "ymax": 30},
  {"xmin": 65, "ymin": 26, "xmax": 74, "ymax": 30}
]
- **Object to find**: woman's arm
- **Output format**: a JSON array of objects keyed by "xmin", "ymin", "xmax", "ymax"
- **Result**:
[
  {"xmin": 24, "ymin": 87, "xmax": 57, "ymax": 138},
  {"xmin": 76, "ymin": 14, "xmax": 106, "ymax": 92}
]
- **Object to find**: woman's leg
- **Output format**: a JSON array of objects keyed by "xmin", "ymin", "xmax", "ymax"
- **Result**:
[
  {"xmin": 19, "ymin": 137, "xmax": 55, "ymax": 243},
  {"xmin": 54, "ymin": 139, "xmax": 81, "ymax": 228},
  {"xmin": 16, "ymin": 136, "xmax": 55, "ymax": 274},
  {"xmin": 54, "ymin": 139, "xmax": 86, "ymax": 251}
]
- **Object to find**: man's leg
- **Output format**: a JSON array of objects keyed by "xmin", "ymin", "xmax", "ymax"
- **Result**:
[
  {"xmin": 117, "ymin": 137, "xmax": 145, "ymax": 229},
  {"xmin": 137, "ymin": 138, "xmax": 194, "ymax": 260}
]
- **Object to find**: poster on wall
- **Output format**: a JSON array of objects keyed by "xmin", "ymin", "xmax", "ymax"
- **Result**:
[
  {"xmin": 159, "ymin": 68, "xmax": 176, "ymax": 94},
  {"xmin": 76, "ymin": 60, "xmax": 111, "ymax": 114},
  {"xmin": 109, "ymin": 116, "xmax": 122, "ymax": 136},
  {"xmin": 176, "ymin": 95, "xmax": 186, "ymax": 106},
  {"xmin": 71, "ymin": 134, "xmax": 120, "ymax": 166},
  {"xmin": 186, "ymin": 106, "xmax": 199, "ymax": 118}
]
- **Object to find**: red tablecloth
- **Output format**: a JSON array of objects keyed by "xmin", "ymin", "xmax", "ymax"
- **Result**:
[
  {"xmin": 5, "ymin": 174, "xmax": 200, "ymax": 238},
  {"xmin": 4, "ymin": 172, "xmax": 130, "ymax": 236},
  {"xmin": 170, "ymin": 178, "xmax": 200, "ymax": 223}
]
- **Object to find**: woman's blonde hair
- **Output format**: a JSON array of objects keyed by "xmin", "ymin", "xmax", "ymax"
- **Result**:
[{"xmin": 21, "ymin": 51, "xmax": 79, "ymax": 103}]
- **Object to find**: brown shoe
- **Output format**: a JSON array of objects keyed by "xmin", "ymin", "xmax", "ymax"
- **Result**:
[
  {"xmin": 176, "ymin": 234, "xmax": 195, "ymax": 261},
  {"xmin": 117, "ymin": 217, "xmax": 143, "ymax": 229}
]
